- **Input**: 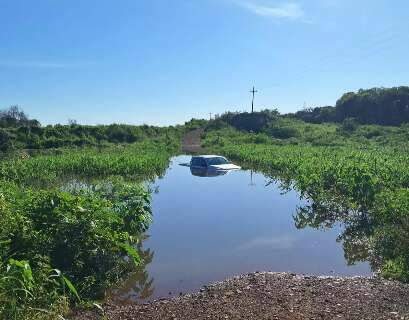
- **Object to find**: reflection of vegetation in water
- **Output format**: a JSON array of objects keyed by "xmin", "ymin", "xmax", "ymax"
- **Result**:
[
  {"xmin": 293, "ymin": 199, "xmax": 379, "ymax": 270},
  {"xmin": 205, "ymin": 126, "xmax": 409, "ymax": 283},
  {"xmin": 293, "ymin": 191, "xmax": 409, "ymax": 284},
  {"xmin": 108, "ymin": 235, "xmax": 155, "ymax": 303}
]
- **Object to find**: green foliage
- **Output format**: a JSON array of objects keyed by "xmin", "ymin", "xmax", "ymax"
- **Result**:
[
  {"xmin": 209, "ymin": 110, "xmax": 279, "ymax": 133},
  {"xmin": 0, "ymin": 106, "xmax": 183, "ymax": 151},
  {"xmin": 294, "ymin": 86, "xmax": 409, "ymax": 126},
  {"xmin": 335, "ymin": 87, "xmax": 409, "ymax": 125},
  {"xmin": 0, "ymin": 106, "xmax": 36, "ymax": 129},
  {"xmin": 0, "ymin": 128, "xmax": 13, "ymax": 151},
  {"xmin": 339, "ymin": 117, "xmax": 359, "ymax": 133},
  {"xmin": 184, "ymin": 118, "xmax": 208, "ymax": 131},
  {"xmin": 293, "ymin": 106, "xmax": 336, "ymax": 124},
  {"xmin": 0, "ymin": 259, "xmax": 34, "ymax": 319},
  {"xmin": 0, "ymin": 125, "xmax": 180, "ymax": 319},
  {"xmin": 0, "ymin": 141, "xmax": 177, "ymax": 186},
  {"xmin": 206, "ymin": 114, "xmax": 409, "ymax": 148},
  {"xmin": 0, "ymin": 178, "xmax": 154, "ymax": 319},
  {"xmin": 381, "ymin": 258, "xmax": 409, "ymax": 282},
  {"xmin": 204, "ymin": 125, "xmax": 409, "ymax": 283},
  {"xmin": 269, "ymin": 125, "xmax": 300, "ymax": 139}
]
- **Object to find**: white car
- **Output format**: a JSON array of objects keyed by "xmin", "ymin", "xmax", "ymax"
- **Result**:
[{"xmin": 190, "ymin": 155, "xmax": 241, "ymax": 171}]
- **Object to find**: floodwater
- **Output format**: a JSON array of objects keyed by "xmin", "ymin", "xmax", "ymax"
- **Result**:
[{"xmin": 109, "ymin": 155, "xmax": 371, "ymax": 303}]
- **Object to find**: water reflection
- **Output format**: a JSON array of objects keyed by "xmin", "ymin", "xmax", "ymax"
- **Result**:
[
  {"xmin": 109, "ymin": 155, "xmax": 372, "ymax": 303},
  {"xmin": 249, "ymin": 170, "xmax": 256, "ymax": 187},
  {"xmin": 107, "ymin": 236, "xmax": 155, "ymax": 303},
  {"xmin": 294, "ymin": 199, "xmax": 379, "ymax": 270},
  {"xmin": 190, "ymin": 167, "xmax": 229, "ymax": 177}
]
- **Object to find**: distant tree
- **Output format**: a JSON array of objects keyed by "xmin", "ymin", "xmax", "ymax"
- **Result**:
[
  {"xmin": 217, "ymin": 109, "xmax": 279, "ymax": 133},
  {"xmin": 0, "ymin": 105, "xmax": 33, "ymax": 127},
  {"xmin": 335, "ymin": 87, "xmax": 409, "ymax": 125},
  {"xmin": 294, "ymin": 106, "xmax": 336, "ymax": 124}
]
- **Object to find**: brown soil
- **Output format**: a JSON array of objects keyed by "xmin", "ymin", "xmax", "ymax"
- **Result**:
[
  {"xmin": 182, "ymin": 128, "xmax": 204, "ymax": 154},
  {"xmin": 73, "ymin": 272, "xmax": 409, "ymax": 320}
]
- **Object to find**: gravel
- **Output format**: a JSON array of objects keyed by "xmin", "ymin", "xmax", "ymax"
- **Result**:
[{"xmin": 72, "ymin": 272, "xmax": 409, "ymax": 320}]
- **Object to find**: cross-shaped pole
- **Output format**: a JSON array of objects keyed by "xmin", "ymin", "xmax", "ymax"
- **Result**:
[{"xmin": 250, "ymin": 86, "xmax": 258, "ymax": 113}]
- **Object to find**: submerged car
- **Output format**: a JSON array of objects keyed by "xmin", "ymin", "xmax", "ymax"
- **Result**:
[{"xmin": 190, "ymin": 155, "xmax": 241, "ymax": 171}]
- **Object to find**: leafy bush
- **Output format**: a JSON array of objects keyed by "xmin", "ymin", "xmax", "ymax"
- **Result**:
[
  {"xmin": 0, "ymin": 132, "xmax": 178, "ymax": 319},
  {"xmin": 0, "ymin": 179, "xmax": 153, "ymax": 319},
  {"xmin": 184, "ymin": 118, "xmax": 208, "ymax": 131},
  {"xmin": 269, "ymin": 126, "xmax": 300, "ymax": 139},
  {"xmin": 339, "ymin": 118, "xmax": 359, "ymax": 133}
]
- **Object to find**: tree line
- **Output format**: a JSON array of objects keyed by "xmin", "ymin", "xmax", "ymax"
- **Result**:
[
  {"xmin": 293, "ymin": 86, "xmax": 409, "ymax": 126},
  {"xmin": 0, "ymin": 106, "xmax": 182, "ymax": 151}
]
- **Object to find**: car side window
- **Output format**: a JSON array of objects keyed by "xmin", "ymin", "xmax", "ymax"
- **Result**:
[{"xmin": 200, "ymin": 159, "xmax": 207, "ymax": 167}]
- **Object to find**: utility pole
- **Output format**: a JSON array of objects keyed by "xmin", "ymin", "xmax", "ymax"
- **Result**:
[
  {"xmin": 209, "ymin": 112, "xmax": 212, "ymax": 120},
  {"xmin": 250, "ymin": 86, "xmax": 258, "ymax": 113}
]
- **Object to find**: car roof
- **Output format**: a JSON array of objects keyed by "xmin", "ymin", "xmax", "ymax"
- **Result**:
[{"xmin": 192, "ymin": 155, "xmax": 225, "ymax": 159}]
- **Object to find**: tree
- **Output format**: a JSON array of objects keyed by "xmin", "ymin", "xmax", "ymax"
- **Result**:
[
  {"xmin": 335, "ymin": 87, "xmax": 409, "ymax": 125},
  {"xmin": 0, "ymin": 129, "xmax": 12, "ymax": 151},
  {"xmin": 0, "ymin": 105, "xmax": 30, "ymax": 127}
]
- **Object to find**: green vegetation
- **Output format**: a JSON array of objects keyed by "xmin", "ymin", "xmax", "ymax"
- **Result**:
[
  {"xmin": 0, "ymin": 111, "xmax": 183, "ymax": 319},
  {"xmin": 0, "ymin": 105, "xmax": 183, "ymax": 151},
  {"xmin": 205, "ymin": 114, "xmax": 409, "ymax": 148},
  {"xmin": 2, "ymin": 85, "xmax": 409, "ymax": 318},
  {"xmin": 0, "ymin": 179, "xmax": 152, "ymax": 319},
  {"xmin": 293, "ymin": 86, "xmax": 409, "ymax": 126},
  {"xmin": 204, "ymin": 110, "xmax": 409, "ymax": 284},
  {"xmin": 0, "ymin": 141, "xmax": 179, "ymax": 187}
]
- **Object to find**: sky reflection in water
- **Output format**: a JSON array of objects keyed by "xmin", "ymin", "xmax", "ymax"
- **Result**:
[{"xmin": 109, "ymin": 155, "xmax": 371, "ymax": 303}]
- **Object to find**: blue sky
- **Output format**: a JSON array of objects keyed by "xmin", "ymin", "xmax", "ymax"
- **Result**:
[{"xmin": 1, "ymin": 0, "xmax": 408, "ymax": 125}]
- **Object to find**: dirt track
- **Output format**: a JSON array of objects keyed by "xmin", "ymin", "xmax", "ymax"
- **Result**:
[
  {"xmin": 73, "ymin": 272, "xmax": 409, "ymax": 320},
  {"xmin": 182, "ymin": 128, "xmax": 204, "ymax": 154}
]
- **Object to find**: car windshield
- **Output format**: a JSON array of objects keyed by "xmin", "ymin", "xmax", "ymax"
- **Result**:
[{"xmin": 206, "ymin": 157, "xmax": 229, "ymax": 165}]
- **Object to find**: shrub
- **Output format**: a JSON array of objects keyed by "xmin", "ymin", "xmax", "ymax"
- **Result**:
[
  {"xmin": 269, "ymin": 126, "xmax": 300, "ymax": 139},
  {"xmin": 0, "ymin": 128, "xmax": 13, "ymax": 151},
  {"xmin": 0, "ymin": 179, "xmax": 153, "ymax": 319},
  {"xmin": 340, "ymin": 118, "xmax": 359, "ymax": 133}
]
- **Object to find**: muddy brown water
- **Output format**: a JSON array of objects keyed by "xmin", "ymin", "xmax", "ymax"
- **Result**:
[{"xmin": 107, "ymin": 155, "xmax": 371, "ymax": 303}]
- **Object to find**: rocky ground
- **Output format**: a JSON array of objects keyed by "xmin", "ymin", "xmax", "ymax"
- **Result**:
[{"xmin": 73, "ymin": 272, "xmax": 409, "ymax": 320}]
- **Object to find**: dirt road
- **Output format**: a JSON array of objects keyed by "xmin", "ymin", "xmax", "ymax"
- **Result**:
[
  {"xmin": 73, "ymin": 272, "xmax": 409, "ymax": 320},
  {"xmin": 182, "ymin": 128, "xmax": 204, "ymax": 154}
]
